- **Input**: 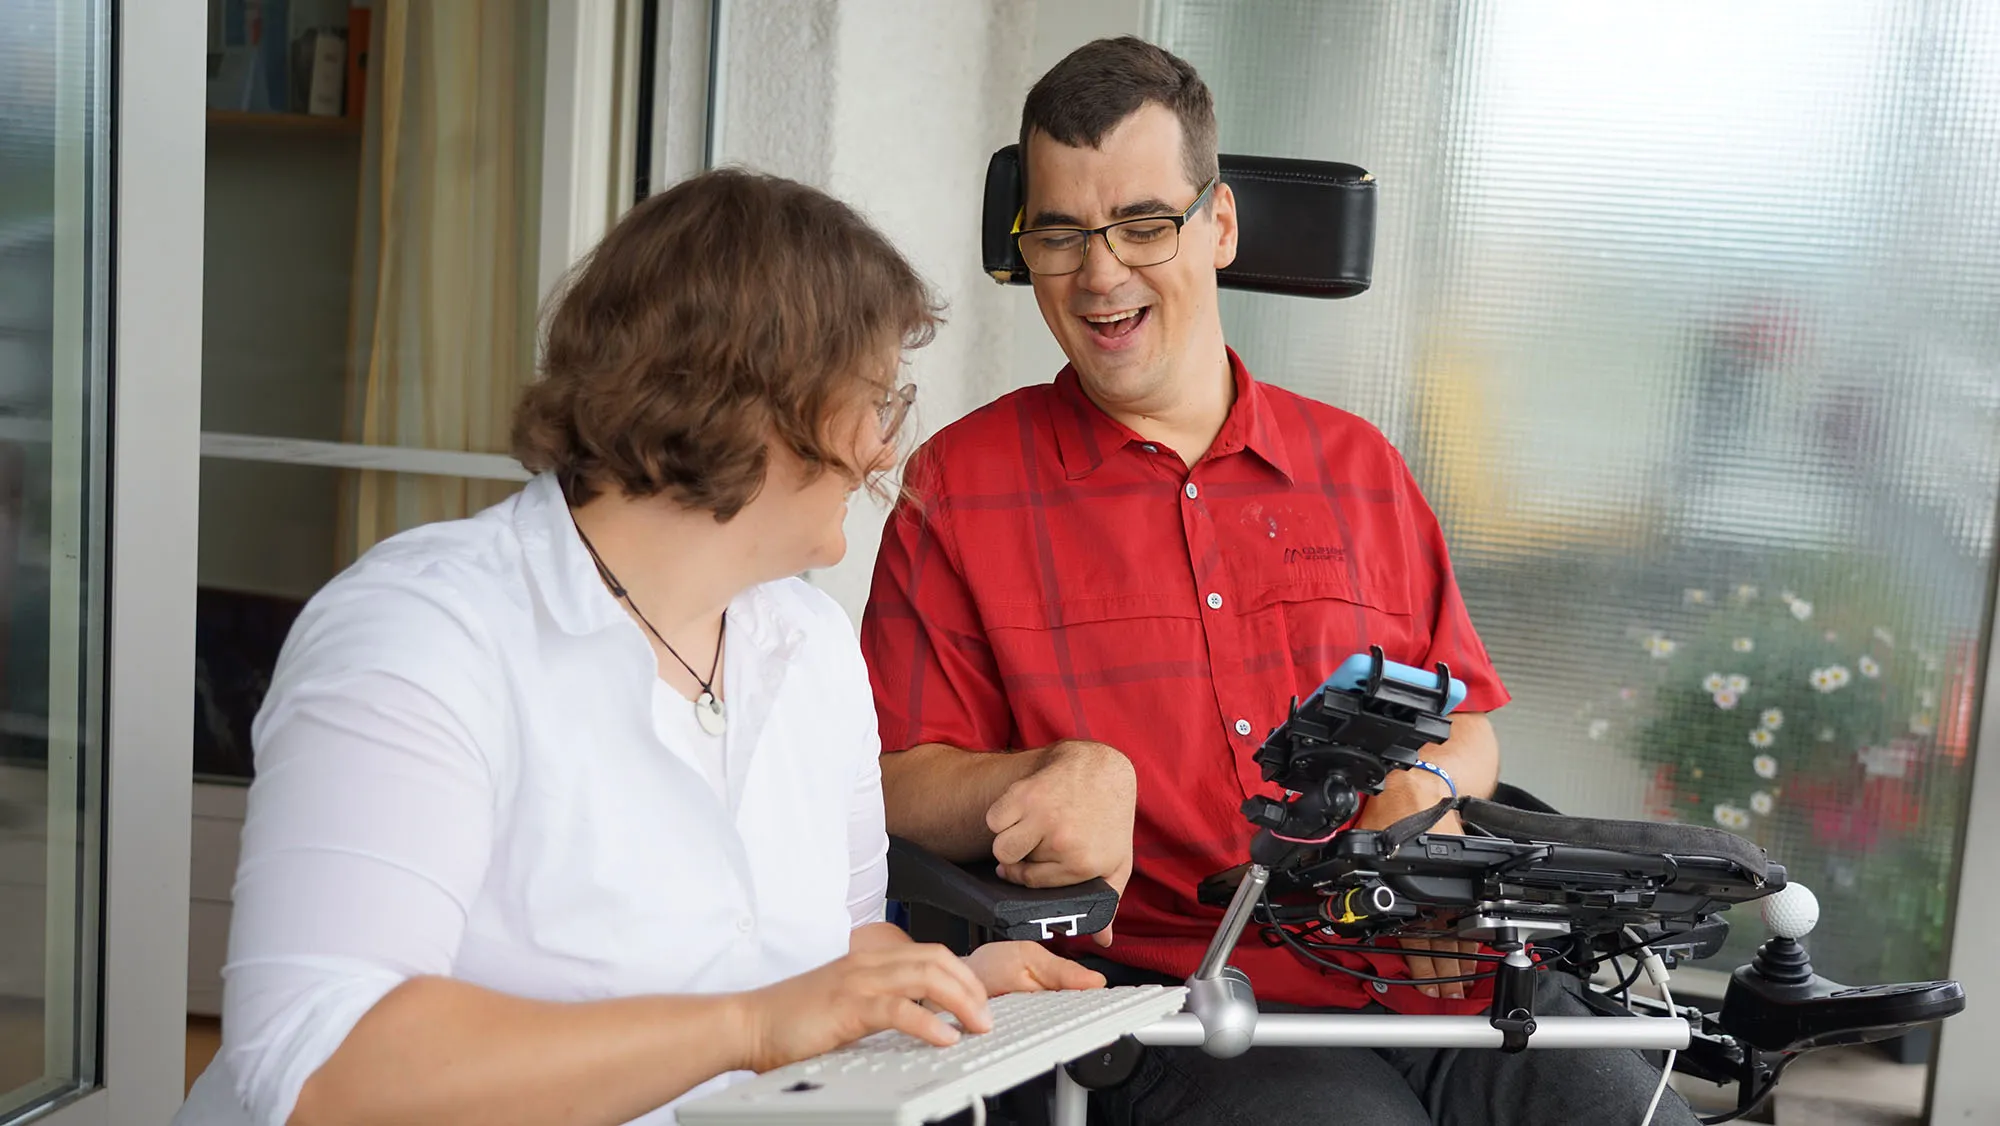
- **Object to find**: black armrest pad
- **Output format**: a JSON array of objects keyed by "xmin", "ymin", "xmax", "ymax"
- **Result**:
[
  {"xmin": 887, "ymin": 835, "xmax": 1118, "ymax": 942},
  {"xmin": 1459, "ymin": 797, "xmax": 1777, "ymax": 884}
]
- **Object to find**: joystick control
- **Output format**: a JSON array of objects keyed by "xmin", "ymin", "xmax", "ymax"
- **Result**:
[
  {"xmin": 1720, "ymin": 882, "xmax": 1963, "ymax": 1052},
  {"xmin": 1746, "ymin": 883, "xmax": 1819, "ymax": 986}
]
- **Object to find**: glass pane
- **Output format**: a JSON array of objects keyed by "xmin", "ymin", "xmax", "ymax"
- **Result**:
[
  {"xmin": 200, "ymin": 0, "xmax": 547, "ymax": 463},
  {"xmin": 1156, "ymin": 0, "xmax": 2000, "ymax": 1000},
  {"xmin": 0, "ymin": 0, "xmax": 110, "ymax": 1118},
  {"xmin": 195, "ymin": 460, "xmax": 520, "ymax": 782}
]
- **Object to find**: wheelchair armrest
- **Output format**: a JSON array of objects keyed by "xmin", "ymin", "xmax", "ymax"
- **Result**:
[
  {"xmin": 1487, "ymin": 780, "xmax": 1561, "ymax": 815},
  {"xmin": 887, "ymin": 835, "xmax": 1118, "ymax": 942}
]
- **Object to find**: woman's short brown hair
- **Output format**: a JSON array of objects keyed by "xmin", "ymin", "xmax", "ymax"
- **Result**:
[{"xmin": 513, "ymin": 168, "xmax": 941, "ymax": 519}]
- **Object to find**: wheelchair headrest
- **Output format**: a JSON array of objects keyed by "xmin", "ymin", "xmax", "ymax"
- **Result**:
[{"xmin": 980, "ymin": 144, "xmax": 1376, "ymax": 299}]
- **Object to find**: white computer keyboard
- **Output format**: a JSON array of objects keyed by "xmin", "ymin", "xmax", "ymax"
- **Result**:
[{"xmin": 676, "ymin": 984, "xmax": 1187, "ymax": 1125}]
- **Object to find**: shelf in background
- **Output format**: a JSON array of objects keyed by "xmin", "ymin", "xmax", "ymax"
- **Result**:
[{"xmin": 206, "ymin": 109, "xmax": 361, "ymax": 136}]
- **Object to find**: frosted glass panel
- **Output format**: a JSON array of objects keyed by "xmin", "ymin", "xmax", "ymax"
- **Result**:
[{"xmin": 1156, "ymin": 0, "xmax": 2000, "ymax": 985}]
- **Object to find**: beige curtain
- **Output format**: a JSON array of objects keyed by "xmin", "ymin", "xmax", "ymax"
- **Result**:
[{"xmin": 339, "ymin": 0, "xmax": 546, "ymax": 564}]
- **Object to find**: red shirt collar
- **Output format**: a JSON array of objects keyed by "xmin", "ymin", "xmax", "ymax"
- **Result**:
[{"xmin": 1049, "ymin": 347, "xmax": 1295, "ymax": 484}]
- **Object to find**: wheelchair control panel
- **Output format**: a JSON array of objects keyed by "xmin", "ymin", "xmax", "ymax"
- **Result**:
[{"xmin": 1176, "ymin": 646, "xmax": 1966, "ymax": 1123}]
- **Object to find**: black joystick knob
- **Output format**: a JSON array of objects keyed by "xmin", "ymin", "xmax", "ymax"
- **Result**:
[{"xmin": 1750, "ymin": 935, "xmax": 1814, "ymax": 985}]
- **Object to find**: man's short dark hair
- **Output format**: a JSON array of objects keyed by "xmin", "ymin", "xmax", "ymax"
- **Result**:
[{"xmin": 1018, "ymin": 36, "xmax": 1218, "ymax": 199}]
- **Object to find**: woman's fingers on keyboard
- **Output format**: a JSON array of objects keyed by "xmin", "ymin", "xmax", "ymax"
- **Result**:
[
  {"xmin": 909, "ymin": 955, "xmax": 992, "ymax": 1035},
  {"xmin": 885, "ymin": 997, "xmax": 964, "ymax": 1047},
  {"xmin": 1030, "ymin": 949, "xmax": 1107, "ymax": 992},
  {"xmin": 965, "ymin": 941, "xmax": 1107, "ymax": 995},
  {"xmin": 860, "ymin": 946, "xmax": 991, "ymax": 1037}
]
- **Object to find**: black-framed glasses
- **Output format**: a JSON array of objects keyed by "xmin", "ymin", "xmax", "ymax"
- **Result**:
[
  {"xmin": 877, "ymin": 382, "xmax": 917, "ymax": 441},
  {"xmin": 1012, "ymin": 176, "xmax": 1218, "ymax": 277}
]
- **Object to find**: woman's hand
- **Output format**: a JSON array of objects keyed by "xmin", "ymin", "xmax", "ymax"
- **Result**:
[
  {"xmin": 737, "ymin": 943, "xmax": 992, "ymax": 1073},
  {"xmin": 962, "ymin": 941, "xmax": 1107, "ymax": 997}
]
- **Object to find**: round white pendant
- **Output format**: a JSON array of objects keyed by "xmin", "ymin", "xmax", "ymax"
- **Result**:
[{"xmin": 694, "ymin": 691, "xmax": 727, "ymax": 736}]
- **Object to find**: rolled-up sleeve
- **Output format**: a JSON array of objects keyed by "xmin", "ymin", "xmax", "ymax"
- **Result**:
[
  {"xmin": 805, "ymin": 593, "xmax": 889, "ymax": 931},
  {"xmin": 845, "ymin": 739, "xmax": 888, "ymax": 929},
  {"xmin": 218, "ymin": 582, "xmax": 505, "ymax": 1126}
]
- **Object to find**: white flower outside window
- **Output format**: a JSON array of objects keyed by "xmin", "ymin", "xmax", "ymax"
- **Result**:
[
  {"xmin": 1714, "ymin": 690, "xmax": 1741, "ymax": 710},
  {"xmin": 1859, "ymin": 655, "xmax": 1881, "ymax": 679},
  {"xmin": 1750, "ymin": 791, "xmax": 1774, "ymax": 816},
  {"xmin": 1753, "ymin": 753, "xmax": 1779, "ymax": 779},
  {"xmin": 1760, "ymin": 708, "xmax": 1783, "ymax": 730},
  {"xmin": 1732, "ymin": 637, "xmax": 1755, "ymax": 653},
  {"xmin": 1749, "ymin": 728, "xmax": 1775, "ymax": 749}
]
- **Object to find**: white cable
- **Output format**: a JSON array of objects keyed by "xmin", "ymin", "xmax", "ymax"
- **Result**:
[
  {"xmin": 1639, "ymin": 980, "xmax": 1676, "ymax": 1126},
  {"xmin": 1619, "ymin": 928, "xmax": 1678, "ymax": 1126},
  {"xmin": 968, "ymin": 1094, "xmax": 986, "ymax": 1126}
]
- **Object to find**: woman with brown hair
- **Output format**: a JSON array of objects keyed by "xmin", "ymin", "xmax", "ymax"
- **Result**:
[{"xmin": 176, "ymin": 169, "xmax": 1103, "ymax": 1126}]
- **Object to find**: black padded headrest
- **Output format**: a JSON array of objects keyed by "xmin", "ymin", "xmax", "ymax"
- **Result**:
[{"xmin": 980, "ymin": 144, "xmax": 1376, "ymax": 299}]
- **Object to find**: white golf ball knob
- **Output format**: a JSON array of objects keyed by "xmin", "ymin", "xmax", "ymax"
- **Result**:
[{"xmin": 1762, "ymin": 883, "xmax": 1819, "ymax": 940}]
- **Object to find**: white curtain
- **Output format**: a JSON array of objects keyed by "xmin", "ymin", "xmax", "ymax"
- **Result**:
[{"xmin": 340, "ymin": 0, "xmax": 546, "ymax": 563}]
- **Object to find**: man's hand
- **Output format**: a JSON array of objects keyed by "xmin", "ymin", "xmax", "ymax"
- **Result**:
[
  {"xmin": 1388, "ymin": 804, "xmax": 1482, "ymax": 999},
  {"xmin": 1358, "ymin": 771, "xmax": 1482, "ymax": 1000},
  {"xmin": 985, "ymin": 740, "xmax": 1137, "ymax": 947},
  {"xmin": 962, "ymin": 941, "xmax": 1108, "ymax": 997}
]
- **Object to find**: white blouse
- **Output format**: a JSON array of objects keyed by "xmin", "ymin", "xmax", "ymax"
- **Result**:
[{"xmin": 176, "ymin": 473, "xmax": 889, "ymax": 1126}]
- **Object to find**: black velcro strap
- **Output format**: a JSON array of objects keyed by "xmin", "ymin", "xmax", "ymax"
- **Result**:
[
  {"xmin": 1457, "ymin": 797, "xmax": 1771, "ymax": 882},
  {"xmin": 1379, "ymin": 796, "xmax": 1460, "ymax": 854}
]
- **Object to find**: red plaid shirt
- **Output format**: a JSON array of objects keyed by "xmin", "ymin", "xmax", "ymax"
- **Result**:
[{"xmin": 862, "ymin": 350, "xmax": 1511, "ymax": 1012}]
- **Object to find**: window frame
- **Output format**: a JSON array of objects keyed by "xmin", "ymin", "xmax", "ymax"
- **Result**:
[{"xmin": 29, "ymin": 0, "xmax": 205, "ymax": 1122}]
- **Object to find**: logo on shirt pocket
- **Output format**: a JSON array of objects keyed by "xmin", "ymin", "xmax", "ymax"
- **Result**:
[{"xmin": 1283, "ymin": 545, "xmax": 1347, "ymax": 566}]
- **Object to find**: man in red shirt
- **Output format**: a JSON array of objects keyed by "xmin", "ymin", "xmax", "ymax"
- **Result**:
[{"xmin": 862, "ymin": 36, "xmax": 1697, "ymax": 1126}]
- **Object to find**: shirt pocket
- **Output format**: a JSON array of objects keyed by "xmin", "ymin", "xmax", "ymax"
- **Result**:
[
  {"xmin": 976, "ymin": 593, "xmax": 1205, "ymax": 749},
  {"xmin": 1241, "ymin": 567, "xmax": 1425, "ymax": 689}
]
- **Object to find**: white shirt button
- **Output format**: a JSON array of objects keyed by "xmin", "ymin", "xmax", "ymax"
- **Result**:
[
  {"xmin": 1206, "ymin": 592, "xmax": 1224, "ymax": 610},
  {"xmin": 1185, "ymin": 482, "xmax": 1199, "ymax": 499},
  {"xmin": 1142, "ymin": 444, "xmax": 1158, "ymax": 453},
  {"xmin": 736, "ymin": 916, "xmax": 754, "ymax": 934},
  {"xmin": 1235, "ymin": 719, "xmax": 1252, "ymax": 736}
]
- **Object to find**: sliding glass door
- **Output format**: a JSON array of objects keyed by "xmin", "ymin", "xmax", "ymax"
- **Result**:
[{"xmin": 0, "ymin": 0, "xmax": 110, "ymax": 1117}]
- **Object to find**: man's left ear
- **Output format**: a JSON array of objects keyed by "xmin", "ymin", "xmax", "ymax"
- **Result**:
[{"xmin": 1211, "ymin": 181, "xmax": 1239, "ymax": 270}]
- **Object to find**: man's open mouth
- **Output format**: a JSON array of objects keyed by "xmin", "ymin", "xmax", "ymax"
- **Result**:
[{"xmin": 1081, "ymin": 306, "xmax": 1150, "ymax": 340}]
